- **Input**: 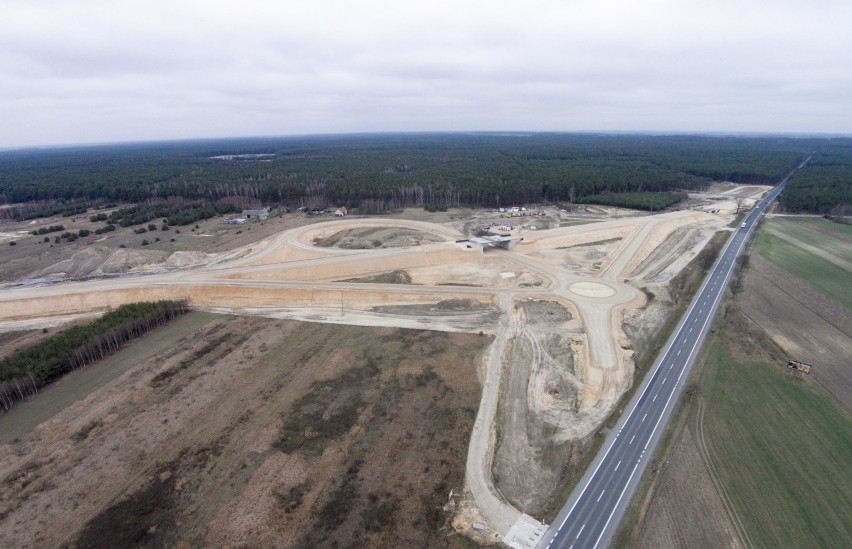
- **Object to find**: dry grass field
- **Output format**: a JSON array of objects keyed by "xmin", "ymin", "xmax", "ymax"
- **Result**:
[{"xmin": 0, "ymin": 316, "xmax": 491, "ymax": 549}]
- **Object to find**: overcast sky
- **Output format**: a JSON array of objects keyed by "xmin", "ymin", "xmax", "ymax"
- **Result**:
[{"xmin": 1, "ymin": 0, "xmax": 850, "ymax": 148}]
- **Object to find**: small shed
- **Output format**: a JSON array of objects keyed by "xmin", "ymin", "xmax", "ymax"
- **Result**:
[{"xmin": 242, "ymin": 207, "xmax": 269, "ymax": 221}]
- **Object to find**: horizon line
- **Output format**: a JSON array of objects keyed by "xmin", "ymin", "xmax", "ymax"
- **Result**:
[{"xmin": 2, "ymin": 129, "xmax": 851, "ymax": 153}]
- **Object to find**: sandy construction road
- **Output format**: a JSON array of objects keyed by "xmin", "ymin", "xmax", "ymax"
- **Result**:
[{"xmin": 0, "ymin": 207, "xmax": 727, "ymax": 543}]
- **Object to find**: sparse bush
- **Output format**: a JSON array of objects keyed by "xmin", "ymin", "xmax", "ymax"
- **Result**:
[{"xmin": 141, "ymin": 239, "xmax": 149, "ymax": 246}]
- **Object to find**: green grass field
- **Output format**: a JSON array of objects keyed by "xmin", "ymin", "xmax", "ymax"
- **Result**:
[
  {"xmin": 764, "ymin": 217, "xmax": 852, "ymax": 263},
  {"xmin": 700, "ymin": 344, "xmax": 852, "ymax": 548},
  {"xmin": 755, "ymin": 230, "xmax": 852, "ymax": 310},
  {"xmin": 792, "ymin": 216, "xmax": 852, "ymax": 238}
]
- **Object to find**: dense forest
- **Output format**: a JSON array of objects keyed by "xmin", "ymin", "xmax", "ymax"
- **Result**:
[
  {"xmin": 0, "ymin": 134, "xmax": 820, "ymax": 214},
  {"xmin": 779, "ymin": 140, "xmax": 852, "ymax": 215},
  {"xmin": 0, "ymin": 300, "xmax": 189, "ymax": 414},
  {"xmin": 576, "ymin": 191, "xmax": 687, "ymax": 211}
]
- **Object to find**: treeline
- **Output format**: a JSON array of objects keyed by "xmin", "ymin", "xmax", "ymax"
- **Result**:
[
  {"xmin": 30, "ymin": 224, "xmax": 65, "ymax": 236},
  {"xmin": 0, "ymin": 134, "xmax": 815, "ymax": 214},
  {"xmin": 107, "ymin": 201, "xmax": 238, "ymax": 227},
  {"xmin": 576, "ymin": 191, "xmax": 687, "ymax": 211},
  {"xmin": 0, "ymin": 199, "xmax": 93, "ymax": 221},
  {"xmin": 0, "ymin": 300, "xmax": 189, "ymax": 414},
  {"xmin": 780, "ymin": 141, "xmax": 852, "ymax": 214}
]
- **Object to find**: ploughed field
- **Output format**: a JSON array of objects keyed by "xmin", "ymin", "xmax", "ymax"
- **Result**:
[{"xmin": 0, "ymin": 314, "xmax": 490, "ymax": 549}]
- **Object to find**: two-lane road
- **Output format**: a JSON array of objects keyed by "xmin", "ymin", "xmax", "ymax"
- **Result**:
[{"xmin": 540, "ymin": 157, "xmax": 812, "ymax": 549}]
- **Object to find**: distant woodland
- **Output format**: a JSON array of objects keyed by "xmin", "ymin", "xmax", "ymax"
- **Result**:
[
  {"xmin": 780, "ymin": 141, "xmax": 852, "ymax": 215},
  {"xmin": 0, "ymin": 133, "xmax": 847, "ymax": 215}
]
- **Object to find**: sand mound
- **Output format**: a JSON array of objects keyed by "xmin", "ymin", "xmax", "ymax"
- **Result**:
[
  {"xmin": 98, "ymin": 249, "xmax": 170, "ymax": 274},
  {"xmin": 164, "ymin": 251, "xmax": 209, "ymax": 268},
  {"xmin": 569, "ymin": 281, "xmax": 617, "ymax": 298},
  {"xmin": 37, "ymin": 246, "xmax": 168, "ymax": 278},
  {"xmin": 316, "ymin": 227, "xmax": 444, "ymax": 249},
  {"xmin": 35, "ymin": 248, "xmax": 208, "ymax": 280}
]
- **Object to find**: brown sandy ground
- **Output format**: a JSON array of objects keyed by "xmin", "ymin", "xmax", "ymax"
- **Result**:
[
  {"xmin": 492, "ymin": 300, "xmax": 589, "ymax": 516},
  {"xmin": 0, "ymin": 209, "xmax": 314, "ymax": 283},
  {"xmin": 0, "ymin": 207, "xmax": 488, "ymax": 285},
  {"xmin": 0, "ymin": 316, "xmax": 491, "ymax": 549}
]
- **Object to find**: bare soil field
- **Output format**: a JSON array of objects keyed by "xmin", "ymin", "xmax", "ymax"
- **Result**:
[{"xmin": 0, "ymin": 316, "xmax": 491, "ymax": 549}]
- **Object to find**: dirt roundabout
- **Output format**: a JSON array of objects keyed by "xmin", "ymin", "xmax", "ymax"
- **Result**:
[
  {"xmin": 569, "ymin": 281, "xmax": 617, "ymax": 298},
  {"xmin": 0, "ymin": 203, "xmax": 737, "ymax": 545}
]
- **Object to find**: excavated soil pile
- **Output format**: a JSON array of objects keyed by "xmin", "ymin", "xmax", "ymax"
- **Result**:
[
  {"xmin": 341, "ymin": 270, "xmax": 412, "ymax": 284},
  {"xmin": 315, "ymin": 227, "xmax": 444, "ymax": 249}
]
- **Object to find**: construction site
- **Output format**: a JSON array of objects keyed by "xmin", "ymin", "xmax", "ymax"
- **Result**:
[{"xmin": 0, "ymin": 184, "xmax": 771, "ymax": 548}]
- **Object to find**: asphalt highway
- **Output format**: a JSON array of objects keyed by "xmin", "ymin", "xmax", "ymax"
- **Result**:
[{"xmin": 539, "ymin": 157, "xmax": 812, "ymax": 549}]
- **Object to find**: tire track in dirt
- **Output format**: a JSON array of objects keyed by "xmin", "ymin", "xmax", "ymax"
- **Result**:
[{"xmin": 693, "ymin": 395, "xmax": 752, "ymax": 549}]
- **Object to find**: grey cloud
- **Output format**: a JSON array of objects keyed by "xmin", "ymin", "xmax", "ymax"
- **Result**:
[{"xmin": 0, "ymin": 0, "xmax": 850, "ymax": 147}]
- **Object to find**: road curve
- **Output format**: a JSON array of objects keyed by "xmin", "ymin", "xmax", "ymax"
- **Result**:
[{"xmin": 539, "ymin": 157, "xmax": 812, "ymax": 549}]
